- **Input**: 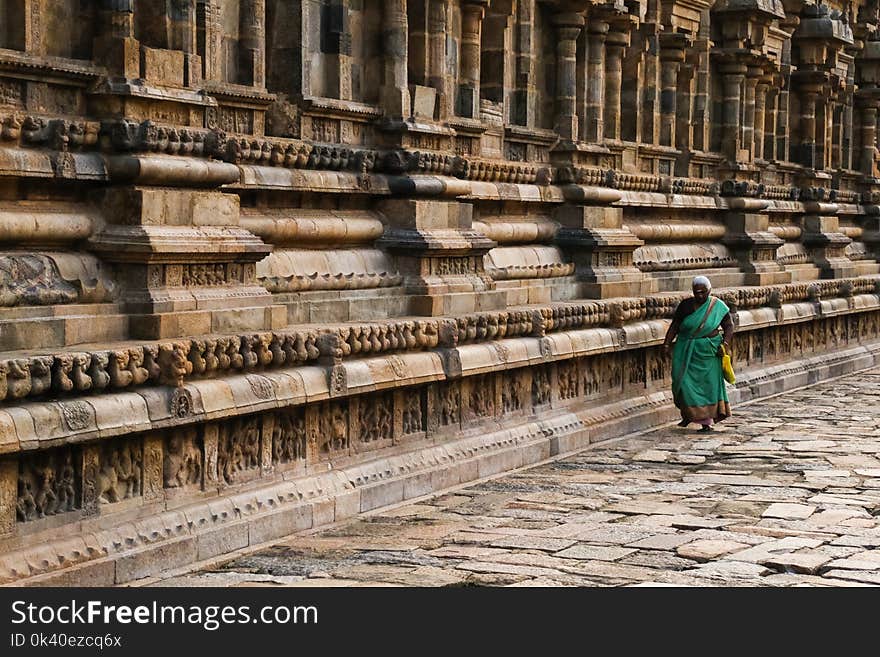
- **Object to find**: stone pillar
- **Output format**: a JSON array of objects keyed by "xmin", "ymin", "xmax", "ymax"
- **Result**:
[
  {"xmin": 691, "ymin": 28, "xmax": 711, "ymax": 152},
  {"xmin": 720, "ymin": 65, "xmax": 746, "ymax": 162},
  {"xmin": 776, "ymin": 67, "xmax": 791, "ymax": 163},
  {"xmin": 201, "ymin": 0, "xmax": 223, "ymax": 82},
  {"xmin": 742, "ymin": 69, "xmax": 759, "ymax": 163},
  {"xmin": 93, "ymin": 0, "xmax": 139, "ymax": 78},
  {"xmin": 321, "ymin": 0, "xmax": 352, "ymax": 100},
  {"xmin": 583, "ymin": 22, "xmax": 608, "ymax": 142},
  {"xmin": 659, "ymin": 39, "xmax": 685, "ymax": 148},
  {"xmin": 512, "ymin": 0, "xmax": 537, "ymax": 126},
  {"xmin": 859, "ymin": 100, "xmax": 879, "ymax": 177},
  {"xmin": 552, "ymin": 13, "xmax": 584, "ymax": 141},
  {"xmin": 459, "ymin": 1, "xmax": 488, "ymax": 119},
  {"xmin": 641, "ymin": 25, "xmax": 659, "ymax": 145},
  {"xmin": 831, "ymin": 99, "xmax": 842, "ymax": 169},
  {"xmin": 763, "ymin": 84, "xmax": 778, "ymax": 161},
  {"xmin": 754, "ymin": 79, "xmax": 768, "ymax": 161},
  {"xmin": 603, "ymin": 29, "xmax": 626, "ymax": 141},
  {"xmin": 382, "ymin": 0, "xmax": 411, "ymax": 120},
  {"xmin": 816, "ymin": 93, "xmax": 829, "ymax": 170},
  {"xmin": 239, "ymin": 0, "xmax": 266, "ymax": 87},
  {"xmin": 843, "ymin": 91, "xmax": 854, "ymax": 170},
  {"xmin": 675, "ymin": 60, "xmax": 694, "ymax": 155},
  {"xmin": 428, "ymin": 0, "xmax": 453, "ymax": 119},
  {"xmin": 798, "ymin": 86, "xmax": 819, "ymax": 169}
]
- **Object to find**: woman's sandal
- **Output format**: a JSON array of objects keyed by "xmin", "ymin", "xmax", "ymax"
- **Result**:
[
  {"xmin": 677, "ymin": 420, "xmax": 689, "ymax": 427},
  {"xmin": 699, "ymin": 425, "xmax": 713, "ymax": 432}
]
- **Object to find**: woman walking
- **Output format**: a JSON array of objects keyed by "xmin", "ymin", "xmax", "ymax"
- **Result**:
[{"xmin": 663, "ymin": 276, "xmax": 734, "ymax": 432}]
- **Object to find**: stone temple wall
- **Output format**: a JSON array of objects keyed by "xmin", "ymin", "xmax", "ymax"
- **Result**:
[{"xmin": 1, "ymin": 0, "xmax": 880, "ymax": 584}]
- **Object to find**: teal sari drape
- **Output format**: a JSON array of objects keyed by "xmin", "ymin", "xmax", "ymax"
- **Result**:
[{"xmin": 671, "ymin": 296, "xmax": 731, "ymax": 423}]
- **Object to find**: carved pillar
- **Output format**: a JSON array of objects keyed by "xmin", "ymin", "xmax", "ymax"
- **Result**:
[
  {"xmin": 675, "ymin": 60, "xmax": 694, "ymax": 155},
  {"xmin": 321, "ymin": 0, "xmax": 352, "ymax": 100},
  {"xmin": 720, "ymin": 64, "xmax": 746, "ymax": 163},
  {"xmin": 754, "ymin": 78, "xmax": 768, "ymax": 161},
  {"xmin": 552, "ymin": 13, "xmax": 585, "ymax": 141},
  {"xmin": 428, "ymin": 0, "xmax": 453, "ymax": 119},
  {"xmin": 858, "ymin": 99, "xmax": 879, "ymax": 177},
  {"xmin": 93, "ymin": 0, "xmax": 139, "ymax": 78},
  {"xmin": 239, "ymin": 0, "xmax": 266, "ymax": 87},
  {"xmin": 604, "ymin": 29, "xmax": 626, "ymax": 141},
  {"xmin": 382, "ymin": 0, "xmax": 411, "ymax": 120},
  {"xmin": 816, "ymin": 91, "xmax": 830, "ymax": 170},
  {"xmin": 742, "ymin": 68, "xmax": 759, "ymax": 163},
  {"xmin": 763, "ymin": 83, "xmax": 778, "ymax": 160},
  {"xmin": 22, "ymin": 0, "xmax": 40, "ymax": 54},
  {"xmin": 459, "ymin": 0, "xmax": 488, "ymax": 119},
  {"xmin": 776, "ymin": 66, "xmax": 791, "ymax": 162},
  {"xmin": 201, "ymin": 0, "xmax": 223, "ymax": 82},
  {"xmin": 797, "ymin": 85, "xmax": 820, "ymax": 169},
  {"xmin": 691, "ymin": 19, "xmax": 711, "ymax": 152},
  {"xmin": 659, "ymin": 36, "xmax": 686, "ymax": 148},
  {"xmin": 641, "ymin": 24, "xmax": 659, "ymax": 145},
  {"xmin": 583, "ymin": 21, "xmax": 608, "ymax": 142}
]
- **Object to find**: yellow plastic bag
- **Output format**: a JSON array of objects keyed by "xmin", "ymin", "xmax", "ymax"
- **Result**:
[{"xmin": 720, "ymin": 344, "xmax": 735, "ymax": 384}]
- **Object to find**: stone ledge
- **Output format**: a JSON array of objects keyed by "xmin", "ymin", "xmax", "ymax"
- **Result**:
[
  {"xmin": 8, "ymin": 338, "xmax": 880, "ymax": 586},
  {"xmin": 1, "ymin": 302, "xmax": 878, "ymax": 453}
]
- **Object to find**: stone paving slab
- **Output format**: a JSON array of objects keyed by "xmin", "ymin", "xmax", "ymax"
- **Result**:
[{"xmin": 155, "ymin": 367, "xmax": 880, "ymax": 588}]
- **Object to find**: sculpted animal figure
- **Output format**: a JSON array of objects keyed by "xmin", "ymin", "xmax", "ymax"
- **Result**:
[
  {"xmin": 96, "ymin": 451, "xmax": 120, "ymax": 504},
  {"xmin": 6, "ymin": 359, "xmax": 32, "ymax": 399},
  {"xmin": 108, "ymin": 350, "xmax": 133, "ymax": 388},
  {"xmin": 128, "ymin": 348, "xmax": 150, "ymax": 385},
  {"xmin": 71, "ymin": 353, "xmax": 92, "ymax": 391},
  {"xmin": 53, "ymin": 354, "xmax": 75, "ymax": 392},
  {"xmin": 29, "ymin": 356, "xmax": 53, "ymax": 396},
  {"xmin": 88, "ymin": 352, "xmax": 111, "ymax": 391}
]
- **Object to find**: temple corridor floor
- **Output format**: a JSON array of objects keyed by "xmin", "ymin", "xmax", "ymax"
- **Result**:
[{"xmin": 149, "ymin": 367, "xmax": 880, "ymax": 587}]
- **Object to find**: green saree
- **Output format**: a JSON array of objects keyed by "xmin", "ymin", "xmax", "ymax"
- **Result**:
[{"xmin": 671, "ymin": 296, "xmax": 731, "ymax": 423}]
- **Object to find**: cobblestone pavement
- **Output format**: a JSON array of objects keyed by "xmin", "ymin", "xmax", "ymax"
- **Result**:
[{"xmin": 156, "ymin": 368, "xmax": 880, "ymax": 587}]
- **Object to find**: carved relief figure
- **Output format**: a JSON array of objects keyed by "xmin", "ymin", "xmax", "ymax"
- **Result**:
[
  {"xmin": 218, "ymin": 417, "xmax": 262, "ymax": 485},
  {"xmin": 402, "ymin": 393, "xmax": 424, "ymax": 435},
  {"xmin": 557, "ymin": 361, "xmax": 579, "ymax": 400},
  {"xmin": 358, "ymin": 393, "xmax": 393, "ymax": 443},
  {"xmin": 273, "ymin": 409, "xmax": 306, "ymax": 464},
  {"xmin": 97, "ymin": 441, "xmax": 142, "ymax": 504},
  {"xmin": 531, "ymin": 367, "xmax": 551, "ymax": 407},
  {"xmin": 439, "ymin": 383, "xmax": 460, "ymax": 427},
  {"xmin": 17, "ymin": 448, "xmax": 80, "ymax": 521},
  {"xmin": 318, "ymin": 402, "xmax": 349, "ymax": 455},
  {"xmin": 501, "ymin": 375, "xmax": 524, "ymax": 413},
  {"xmin": 469, "ymin": 376, "xmax": 495, "ymax": 418},
  {"xmin": 163, "ymin": 430, "xmax": 202, "ymax": 489},
  {"xmin": 582, "ymin": 358, "xmax": 601, "ymax": 397}
]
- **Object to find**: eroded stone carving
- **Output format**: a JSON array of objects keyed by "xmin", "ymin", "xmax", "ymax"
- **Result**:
[
  {"xmin": 218, "ymin": 417, "xmax": 261, "ymax": 485},
  {"xmin": 96, "ymin": 440, "xmax": 142, "ymax": 504},
  {"xmin": 357, "ymin": 393, "xmax": 393, "ymax": 444},
  {"xmin": 163, "ymin": 430, "xmax": 202, "ymax": 489},
  {"xmin": 17, "ymin": 448, "xmax": 79, "ymax": 521},
  {"xmin": 273, "ymin": 409, "xmax": 306, "ymax": 465}
]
